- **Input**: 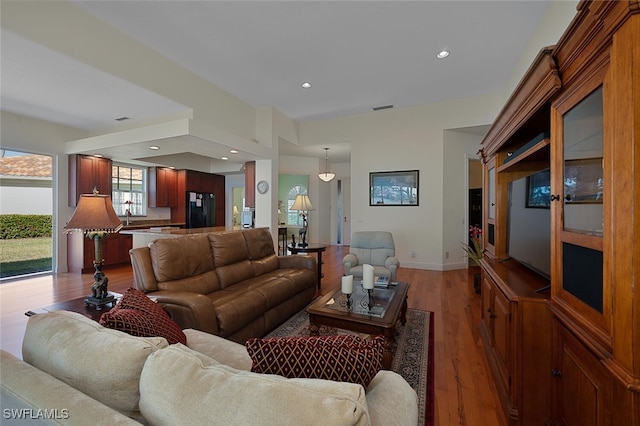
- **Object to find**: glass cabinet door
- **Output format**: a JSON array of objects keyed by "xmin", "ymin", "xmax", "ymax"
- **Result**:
[
  {"xmin": 562, "ymin": 86, "xmax": 603, "ymax": 236},
  {"xmin": 484, "ymin": 157, "xmax": 496, "ymax": 256},
  {"xmin": 553, "ymin": 85, "xmax": 605, "ymax": 318},
  {"xmin": 488, "ymin": 166, "xmax": 496, "ymax": 220}
]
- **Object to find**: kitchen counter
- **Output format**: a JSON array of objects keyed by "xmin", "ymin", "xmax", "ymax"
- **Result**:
[
  {"xmin": 121, "ymin": 226, "xmax": 240, "ymax": 248},
  {"xmin": 120, "ymin": 221, "xmax": 186, "ymax": 230}
]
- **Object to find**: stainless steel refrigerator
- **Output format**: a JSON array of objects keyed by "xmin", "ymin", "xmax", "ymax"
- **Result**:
[{"xmin": 186, "ymin": 192, "xmax": 215, "ymax": 228}]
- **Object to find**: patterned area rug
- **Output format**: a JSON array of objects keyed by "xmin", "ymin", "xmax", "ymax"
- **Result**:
[{"xmin": 265, "ymin": 308, "xmax": 435, "ymax": 426}]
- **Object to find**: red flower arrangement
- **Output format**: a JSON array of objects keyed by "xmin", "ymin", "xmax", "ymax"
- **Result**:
[{"xmin": 462, "ymin": 225, "xmax": 483, "ymax": 266}]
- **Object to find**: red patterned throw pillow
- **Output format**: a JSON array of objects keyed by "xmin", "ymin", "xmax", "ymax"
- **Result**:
[
  {"xmin": 245, "ymin": 334, "xmax": 384, "ymax": 388},
  {"xmin": 99, "ymin": 288, "xmax": 187, "ymax": 345}
]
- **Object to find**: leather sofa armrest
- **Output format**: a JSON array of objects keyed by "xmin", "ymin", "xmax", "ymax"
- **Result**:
[
  {"xmin": 149, "ymin": 291, "xmax": 219, "ymax": 335},
  {"xmin": 277, "ymin": 254, "xmax": 316, "ymax": 272},
  {"xmin": 129, "ymin": 247, "xmax": 158, "ymax": 292}
]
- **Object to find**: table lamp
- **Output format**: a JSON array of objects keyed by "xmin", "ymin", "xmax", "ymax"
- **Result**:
[
  {"xmin": 64, "ymin": 190, "xmax": 123, "ymax": 309},
  {"xmin": 290, "ymin": 194, "xmax": 314, "ymax": 247}
]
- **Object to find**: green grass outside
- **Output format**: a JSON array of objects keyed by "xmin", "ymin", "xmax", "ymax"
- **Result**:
[{"xmin": 0, "ymin": 237, "xmax": 53, "ymax": 278}]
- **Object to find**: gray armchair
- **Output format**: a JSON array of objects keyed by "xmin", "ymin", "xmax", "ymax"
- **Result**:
[{"xmin": 343, "ymin": 231, "xmax": 399, "ymax": 282}]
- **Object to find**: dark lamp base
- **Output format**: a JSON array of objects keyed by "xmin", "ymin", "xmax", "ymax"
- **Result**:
[{"xmin": 84, "ymin": 294, "xmax": 116, "ymax": 310}]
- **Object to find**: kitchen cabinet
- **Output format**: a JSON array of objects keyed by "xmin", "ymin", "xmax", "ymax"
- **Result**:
[
  {"xmin": 68, "ymin": 154, "xmax": 112, "ymax": 206},
  {"xmin": 244, "ymin": 161, "xmax": 255, "ymax": 208},
  {"xmin": 67, "ymin": 232, "xmax": 132, "ymax": 274},
  {"xmin": 148, "ymin": 167, "xmax": 177, "ymax": 207},
  {"xmin": 171, "ymin": 170, "xmax": 225, "ymax": 226}
]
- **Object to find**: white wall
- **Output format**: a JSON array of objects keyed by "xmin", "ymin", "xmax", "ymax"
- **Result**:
[
  {"xmin": 0, "ymin": 186, "xmax": 52, "ymax": 214},
  {"xmin": 299, "ymin": 94, "xmax": 499, "ymax": 270}
]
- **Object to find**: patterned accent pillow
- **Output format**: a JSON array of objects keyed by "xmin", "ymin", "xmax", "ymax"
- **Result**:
[
  {"xmin": 99, "ymin": 288, "xmax": 187, "ymax": 345},
  {"xmin": 245, "ymin": 334, "xmax": 384, "ymax": 388}
]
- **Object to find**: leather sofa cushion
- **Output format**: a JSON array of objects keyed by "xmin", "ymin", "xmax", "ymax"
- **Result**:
[
  {"xmin": 243, "ymin": 228, "xmax": 279, "ymax": 275},
  {"xmin": 139, "ymin": 344, "xmax": 370, "ymax": 426},
  {"xmin": 22, "ymin": 311, "xmax": 168, "ymax": 415},
  {"xmin": 209, "ymin": 232, "xmax": 255, "ymax": 288},
  {"xmin": 207, "ymin": 274, "xmax": 306, "ymax": 337},
  {"xmin": 156, "ymin": 269, "xmax": 219, "ymax": 294},
  {"xmin": 150, "ymin": 235, "xmax": 218, "ymax": 293}
]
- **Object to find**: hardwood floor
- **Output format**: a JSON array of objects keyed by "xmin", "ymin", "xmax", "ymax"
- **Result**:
[{"xmin": 0, "ymin": 244, "xmax": 505, "ymax": 425}]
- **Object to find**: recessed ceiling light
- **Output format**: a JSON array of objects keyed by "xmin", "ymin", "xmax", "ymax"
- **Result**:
[
  {"xmin": 301, "ymin": 82, "xmax": 312, "ymax": 89},
  {"xmin": 436, "ymin": 50, "xmax": 450, "ymax": 59},
  {"xmin": 229, "ymin": 149, "xmax": 238, "ymax": 154},
  {"xmin": 149, "ymin": 146, "xmax": 160, "ymax": 150},
  {"xmin": 221, "ymin": 156, "xmax": 229, "ymax": 161}
]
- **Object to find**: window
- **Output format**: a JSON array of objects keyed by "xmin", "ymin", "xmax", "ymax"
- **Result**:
[
  {"xmin": 112, "ymin": 164, "xmax": 146, "ymax": 216},
  {"xmin": 287, "ymin": 185, "xmax": 307, "ymax": 226}
]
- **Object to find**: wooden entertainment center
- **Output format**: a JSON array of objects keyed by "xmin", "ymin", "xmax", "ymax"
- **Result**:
[{"xmin": 478, "ymin": 2, "xmax": 639, "ymax": 425}]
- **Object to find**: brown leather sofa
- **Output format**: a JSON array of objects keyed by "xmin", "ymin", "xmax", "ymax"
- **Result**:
[{"xmin": 129, "ymin": 227, "xmax": 317, "ymax": 344}]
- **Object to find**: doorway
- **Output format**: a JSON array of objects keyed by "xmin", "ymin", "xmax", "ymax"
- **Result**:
[
  {"xmin": 338, "ymin": 178, "xmax": 351, "ymax": 246},
  {"xmin": 0, "ymin": 150, "xmax": 54, "ymax": 279}
]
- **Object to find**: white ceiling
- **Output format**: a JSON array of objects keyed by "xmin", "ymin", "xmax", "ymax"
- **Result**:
[{"xmin": 1, "ymin": 1, "xmax": 554, "ymax": 165}]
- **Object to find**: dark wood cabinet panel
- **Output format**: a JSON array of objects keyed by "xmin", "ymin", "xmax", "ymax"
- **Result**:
[
  {"xmin": 68, "ymin": 154, "xmax": 112, "ymax": 206},
  {"xmin": 148, "ymin": 167, "xmax": 177, "ymax": 207},
  {"xmin": 244, "ymin": 161, "xmax": 255, "ymax": 208},
  {"xmin": 67, "ymin": 233, "xmax": 132, "ymax": 273},
  {"xmin": 170, "ymin": 170, "xmax": 225, "ymax": 226}
]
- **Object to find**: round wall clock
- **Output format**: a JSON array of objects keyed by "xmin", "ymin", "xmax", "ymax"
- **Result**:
[{"xmin": 257, "ymin": 180, "xmax": 269, "ymax": 194}]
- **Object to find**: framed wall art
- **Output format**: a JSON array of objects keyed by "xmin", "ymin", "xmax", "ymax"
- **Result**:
[{"xmin": 369, "ymin": 170, "xmax": 419, "ymax": 206}]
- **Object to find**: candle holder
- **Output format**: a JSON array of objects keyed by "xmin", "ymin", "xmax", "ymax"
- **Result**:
[
  {"xmin": 358, "ymin": 283, "xmax": 376, "ymax": 312},
  {"xmin": 345, "ymin": 293, "xmax": 352, "ymax": 309},
  {"xmin": 367, "ymin": 288, "xmax": 374, "ymax": 310}
]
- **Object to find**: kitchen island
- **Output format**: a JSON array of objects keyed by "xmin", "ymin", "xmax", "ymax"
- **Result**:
[{"xmin": 121, "ymin": 226, "xmax": 239, "ymax": 249}]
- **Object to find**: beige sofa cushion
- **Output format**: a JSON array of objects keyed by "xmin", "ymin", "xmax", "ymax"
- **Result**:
[
  {"xmin": 0, "ymin": 350, "xmax": 139, "ymax": 425},
  {"xmin": 22, "ymin": 311, "xmax": 168, "ymax": 415},
  {"xmin": 139, "ymin": 344, "xmax": 370, "ymax": 426}
]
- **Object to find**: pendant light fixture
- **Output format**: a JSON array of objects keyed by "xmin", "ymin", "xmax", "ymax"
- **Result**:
[{"xmin": 318, "ymin": 148, "xmax": 336, "ymax": 182}]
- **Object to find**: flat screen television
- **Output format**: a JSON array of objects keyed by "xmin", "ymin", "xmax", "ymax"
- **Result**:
[{"xmin": 507, "ymin": 169, "xmax": 551, "ymax": 281}]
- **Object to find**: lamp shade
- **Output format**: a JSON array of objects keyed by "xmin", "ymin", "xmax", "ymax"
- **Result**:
[
  {"xmin": 318, "ymin": 172, "xmax": 336, "ymax": 182},
  {"xmin": 318, "ymin": 147, "xmax": 336, "ymax": 182},
  {"xmin": 64, "ymin": 194, "xmax": 123, "ymax": 234},
  {"xmin": 233, "ymin": 205, "xmax": 239, "ymax": 215},
  {"xmin": 290, "ymin": 194, "xmax": 314, "ymax": 212}
]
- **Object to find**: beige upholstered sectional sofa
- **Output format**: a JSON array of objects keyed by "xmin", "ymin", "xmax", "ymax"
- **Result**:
[
  {"xmin": 129, "ymin": 227, "xmax": 317, "ymax": 343},
  {"xmin": 0, "ymin": 311, "xmax": 419, "ymax": 425}
]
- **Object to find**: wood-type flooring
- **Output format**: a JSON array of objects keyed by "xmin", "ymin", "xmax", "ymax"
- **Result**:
[{"xmin": 0, "ymin": 244, "xmax": 505, "ymax": 425}]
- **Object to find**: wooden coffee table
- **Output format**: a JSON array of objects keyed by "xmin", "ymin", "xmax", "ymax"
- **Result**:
[
  {"xmin": 307, "ymin": 281, "xmax": 408, "ymax": 369},
  {"xmin": 25, "ymin": 293, "xmax": 121, "ymax": 322}
]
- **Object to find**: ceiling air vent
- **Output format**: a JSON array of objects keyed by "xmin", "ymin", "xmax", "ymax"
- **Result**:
[{"xmin": 372, "ymin": 105, "xmax": 393, "ymax": 111}]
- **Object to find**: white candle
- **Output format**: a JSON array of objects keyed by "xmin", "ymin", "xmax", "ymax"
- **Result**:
[
  {"xmin": 363, "ymin": 264, "xmax": 374, "ymax": 289},
  {"xmin": 341, "ymin": 275, "xmax": 353, "ymax": 294}
]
